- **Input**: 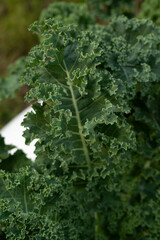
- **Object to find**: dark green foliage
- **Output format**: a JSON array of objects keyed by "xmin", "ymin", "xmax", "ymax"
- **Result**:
[
  {"xmin": 1, "ymin": 15, "xmax": 160, "ymax": 239},
  {"xmin": 1, "ymin": 1, "xmax": 160, "ymax": 239}
]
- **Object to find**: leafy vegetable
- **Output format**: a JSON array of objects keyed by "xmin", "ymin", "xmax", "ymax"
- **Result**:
[{"xmin": 1, "ymin": 2, "xmax": 160, "ymax": 239}]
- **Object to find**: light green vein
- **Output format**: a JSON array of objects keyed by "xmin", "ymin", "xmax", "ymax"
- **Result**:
[{"xmin": 63, "ymin": 60, "xmax": 91, "ymax": 169}]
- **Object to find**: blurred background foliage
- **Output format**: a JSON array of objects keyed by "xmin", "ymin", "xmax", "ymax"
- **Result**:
[
  {"xmin": 138, "ymin": 0, "xmax": 160, "ymax": 25},
  {"xmin": 0, "ymin": 0, "xmax": 159, "ymax": 128}
]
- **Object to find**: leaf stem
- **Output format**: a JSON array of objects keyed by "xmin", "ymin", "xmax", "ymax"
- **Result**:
[{"xmin": 63, "ymin": 60, "xmax": 91, "ymax": 170}]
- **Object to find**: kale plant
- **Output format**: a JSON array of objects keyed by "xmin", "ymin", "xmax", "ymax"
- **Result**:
[{"xmin": 1, "ymin": 3, "xmax": 160, "ymax": 240}]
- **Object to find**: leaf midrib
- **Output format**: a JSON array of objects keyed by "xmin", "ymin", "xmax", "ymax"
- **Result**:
[{"xmin": 63, "ymin": 61, "xmax": 91, "ymax": 169}]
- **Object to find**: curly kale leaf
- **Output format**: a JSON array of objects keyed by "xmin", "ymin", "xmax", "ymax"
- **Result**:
[
  {"xmin": 23, "ymin": 16, "xmax": 160, "ymax": 175},
  {"xmin": 22, "ymin": 18, "xmax": 137, "ymax": 178}
]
